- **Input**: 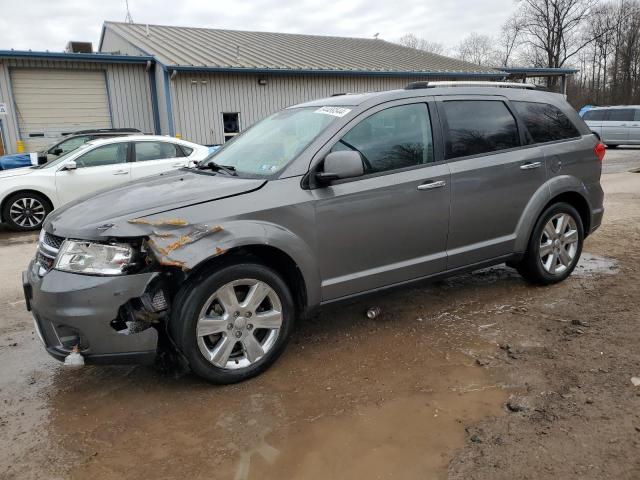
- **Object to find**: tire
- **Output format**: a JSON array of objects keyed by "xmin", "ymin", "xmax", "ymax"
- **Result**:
[
  {"xmin": 516, "ymin": 202, "xmax": 584, "ymax": 285},
  {"xmin": 170, "ymin": 262, "xmax": 295, "ymax": 384},
  {"xmin": 2, "ymin": 191, "xmax": 52, "ymax": 231}
]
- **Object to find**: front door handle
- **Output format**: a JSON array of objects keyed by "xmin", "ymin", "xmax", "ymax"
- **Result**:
[
  {"xmin": 417, "ymin": 180, "xmax": 446, "ymax": 190},
  {"xmin": 520, "ymin": 162, "xmax": 542, "ymax": 170},
  {"xmin": 113, "ymin": 170, "xmax": 129, "ymax": 175}
]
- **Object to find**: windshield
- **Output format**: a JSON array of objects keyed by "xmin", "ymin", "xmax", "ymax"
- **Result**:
[{"xmin": 199, "ymin": 106, "xmax": 348, "ymax": 176}]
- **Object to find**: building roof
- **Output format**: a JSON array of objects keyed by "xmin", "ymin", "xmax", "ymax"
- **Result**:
[{"xmin": 102, "ymin": 21, "xmax": 504, "ymax": 77}]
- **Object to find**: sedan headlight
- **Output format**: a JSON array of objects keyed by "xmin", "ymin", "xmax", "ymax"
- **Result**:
[{"xmin": 55, "ymin": 240, "xmax": 134, "ymax": 275}]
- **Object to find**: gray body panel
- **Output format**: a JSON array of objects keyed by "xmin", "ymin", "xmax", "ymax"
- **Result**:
[{"xmin": 27, "ymin": 86, "xmax": 604, "ymax": 362}]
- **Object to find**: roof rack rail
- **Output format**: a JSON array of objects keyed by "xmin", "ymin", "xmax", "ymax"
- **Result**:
[{"xmin": 405, "ymin": 81, "xmax": 538, "ymax": 90}]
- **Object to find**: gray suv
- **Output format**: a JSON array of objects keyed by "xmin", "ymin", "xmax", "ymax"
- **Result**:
[{"xmin": 23, "ymin": 82, "xmax": 605, "ymax": 384}]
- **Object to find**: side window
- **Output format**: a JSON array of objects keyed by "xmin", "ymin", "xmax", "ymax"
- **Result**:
[
  {"xmin": 442, "ymin": 100, "xmax": 519, "ymax": 159},
  {"xmin": 52, "ymin": 135, "xmax": 90, "ymax": 155},
  {"xmin": 75, "ymin": 143, "xmax": 128, "ymax": 168},
  {"xmin": 178, "ymin": 145, "xmax": 193, "ymax": 156},
  {"xmin": 583, "ymin": 109, "xmax": 607, "ymax": 121},
  {"xmin": 513, "ymin": 101, "xmax": 581, "ymax": 144},
  {"xmin": 635, "ymin": 109, "xmax": 640, "ymax": 122},
  {"xmin": 330, "ymin": 103, "xmax": 434, "ymax": 174},
  {"xmin": 134, "ymin": 142, "xmax": 180, "ymax": 161},
  {"xmin": 608, "ymin": 109, "xmax": 635, "ymax": 121}
]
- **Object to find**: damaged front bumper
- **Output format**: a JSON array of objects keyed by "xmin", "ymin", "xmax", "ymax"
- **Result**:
[{"xmin": 23, "ymin": 260, "xmax": 161, "ymax": 365}]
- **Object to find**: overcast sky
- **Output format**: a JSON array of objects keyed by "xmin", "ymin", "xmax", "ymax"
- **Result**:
[{"xmin": 0, "ymin": 0, "xmax": 516, "ymax": 51}]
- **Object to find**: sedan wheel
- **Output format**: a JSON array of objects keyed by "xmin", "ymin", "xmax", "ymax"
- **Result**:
[
  {"xmin": 196, "ymin": 279, "xmax": 283, "ymax": 370},
  {"xmin": 9, "ymin": 197, "xmax": 47, "ymax": 229}
]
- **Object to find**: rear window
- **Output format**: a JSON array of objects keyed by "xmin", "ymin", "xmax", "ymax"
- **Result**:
[
  {"xmin": 442, "ymin": 100, "xmax": 520, "ymax": 159},
  {"xmin": 583, "ymin": 109, "xmax": 607, "ymax": 121},
  {"xmin": 607, "ymin": 109, "xmax": 635, "ymax": 121},
  {"xmin": 513, "ymin": 101, "xmax": 581, "ymax": 144}
]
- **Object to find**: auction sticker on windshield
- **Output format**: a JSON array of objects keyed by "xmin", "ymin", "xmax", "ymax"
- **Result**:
[{"xmin": 314, "ymin": 106, "xmax": 351, "ymax": 117}]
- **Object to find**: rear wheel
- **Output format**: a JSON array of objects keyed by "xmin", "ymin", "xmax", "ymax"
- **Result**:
[
  {"xmin": 515, "ymin": 202, "xmax": 583, "ymax": 285},
  {"xmin": 2, "ymin": 192, "xmax": 51, "ymax": 231},
  {"xmin": 170, "ymin": 263, "xmax": 295, "ymax": 384}
]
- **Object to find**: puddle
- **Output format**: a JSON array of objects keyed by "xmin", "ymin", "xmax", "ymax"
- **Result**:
[{"xmin": 573, "ymin": 253, "xmax": 619, "ymax": 277}]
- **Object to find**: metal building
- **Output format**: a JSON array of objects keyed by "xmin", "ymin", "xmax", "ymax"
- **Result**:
[
  {"xmin": 0, "ymin": 51, "xmax": 158, "ymax": 154},
  {"xmin": 98, "ymin": 22, "xmax": 506, "ymax": 146}
]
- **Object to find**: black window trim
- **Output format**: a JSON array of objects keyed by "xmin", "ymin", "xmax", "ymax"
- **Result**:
[
  {"xmin": 511, "ymin": 100, "xmax": 583, "ymax": 148},
  {"xmin": 305, "ymin": 97, "xmax": 446, "ymax": 189},
  {"xmin": 434, "ymin": 95, "xmax": 525, "ymax": 163}
]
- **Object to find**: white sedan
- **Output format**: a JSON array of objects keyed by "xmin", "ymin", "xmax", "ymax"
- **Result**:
[{"xmin": 0, "ymin": 135, "xmax": 210, "ymax": 231}]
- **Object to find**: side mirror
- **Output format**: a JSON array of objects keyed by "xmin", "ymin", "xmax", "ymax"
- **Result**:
[
  {"xmin": 53, "ymin": 148, "xmax": 63, "ymax": 156},
  {"xmin": 316, "ymin": 151, "xmax": 364, "ymax": 183},
  {"xmin": 62, "ymin": 160, "xmax": 77, "ymax": 171}
]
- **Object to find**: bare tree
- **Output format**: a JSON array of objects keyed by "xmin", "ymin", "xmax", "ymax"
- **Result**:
[
  {"xmin": 396, "ymin": 33, "xmax": 447, "ymax": 55},
  {"xmin": 456, "ymin": 33, "xmax": 497, "ymax": 66},
  {"xmin": 495, "ymin": 14, "xmax": 525, "ymax": 67},
  {"xmin": 516, "ymin": 0, "xmax": 602, "ymax": 70}
]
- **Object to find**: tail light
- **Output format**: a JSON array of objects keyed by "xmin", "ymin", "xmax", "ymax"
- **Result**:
[{"xmin": 594, "ymin": 142, "xmax": 606, "ymax": 162}]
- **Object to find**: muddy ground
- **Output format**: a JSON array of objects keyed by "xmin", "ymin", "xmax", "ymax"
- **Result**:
[{"xmin": 1, "ymin": 149, "xmax": 639, "ymax": 479}]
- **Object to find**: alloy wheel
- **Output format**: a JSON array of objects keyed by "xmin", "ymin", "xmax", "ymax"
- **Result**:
[
  {"xmin": 196, "ymin": 278, "xmax": 283, "ymax": 370},
  {"xmin": 539, "ymin": 213, "xmax": 579, "ymax": 275},
  {"xmin": 9, "ymin": 197, "xmax": 46, "ymax": 228}
]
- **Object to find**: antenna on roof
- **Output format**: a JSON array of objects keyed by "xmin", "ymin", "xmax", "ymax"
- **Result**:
[
  {"xmin": 124, "ymin": 0, "xmax": 134, "ymax": 24},
  {"xmin": 373, "ymin": 33, "xmax": 380, "ymax": 39}
]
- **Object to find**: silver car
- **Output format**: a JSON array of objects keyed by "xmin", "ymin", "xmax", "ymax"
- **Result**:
[
  {"xmin": 23, "ymin": 82, "xmax": 605, "ymax": 384},
  {"xmin": 583, "ymin": 105, "xmax": 640, "ymax": 148}
]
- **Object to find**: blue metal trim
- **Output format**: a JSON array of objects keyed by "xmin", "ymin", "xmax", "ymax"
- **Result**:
[
  {"xmin": 168, "ymin": 65, "xmax": 506, "ymax": 78},
  {"xmin": 103, "ymin": 70, "xmax": 114, "ymax": 127},
  {"xmin": 5, "ymin": 66, "xmax": 22, "ymax": 149},
  {"xmin": 501, "ymin": 67, "xmax": 579, "ymax": 74},
  {"xmin": 162, "ymin": 65, "xmax": 175, "ymax": 136},
  {"xmin": 0, "ymin": 119, "xmax": 7, "ymax": 155},
  {"xmin": 0, "ymin": 50, "xmax": 154, "ymax": 64},
  {"xmin": 148, "ymin": 66, "xmax": 161, "ymax": 134}
]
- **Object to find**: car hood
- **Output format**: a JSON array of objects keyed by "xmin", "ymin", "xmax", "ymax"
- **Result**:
[
  {"xmin": 45, "ymin": 169, "xmax": 266, "ymax": 239},
  {"xmin": 0, "ymin": 165, "xmax": 35, "ymax": 177}
]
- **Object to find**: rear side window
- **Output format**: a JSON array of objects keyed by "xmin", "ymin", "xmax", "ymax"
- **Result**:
[
  {"xmin": 513, "ymin": 101, "xmax": 581, "ymax": 144},
  {"xmin": 583, "ymin": 109, "xmax": 607, "ymax": 121},
  {"xmin": 636, "ymin": 109, "xmax": 640, "ymax": 121},
  {"xmin": 442, "ymin": 100, "xmax": 519, "ymax": 159},
  {"xmin": 179, "ymin": 145, "xmax": 193, "ymax": 156},
  {"xmin": 134, "ymin": 142, "xmax": 180, "ymax": 161},
  {"xmin": 330, "ymin": 103, "xmax": 434, "ymax": 174},
  {"xmin": 607, "ymin": 109, "xmax": 635, "ymax": 121}
]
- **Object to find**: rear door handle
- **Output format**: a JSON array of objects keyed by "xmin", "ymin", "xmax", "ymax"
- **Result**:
[
  {"xmin": 113, "ymin": 170, "xmax": 129, "ymax": 175},
  {"xmin": 417, "ymin": 180, "xmax": 446, "ymax": 190},
  {"xmin": 520, "ymin": 162, "xmax": 542, "ymax": 170}
]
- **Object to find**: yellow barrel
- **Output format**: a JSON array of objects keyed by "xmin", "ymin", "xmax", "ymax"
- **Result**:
[
  {"xmin": 16, "ymin": 140, "xmax": 25, "ymax": 153},
  {"xmin": 175, "ymin": 133, "xmax": 182, "ymax": 139}
]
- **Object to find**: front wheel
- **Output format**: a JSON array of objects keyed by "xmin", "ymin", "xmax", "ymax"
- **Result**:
[
  {"xmin": 516, "ymin": 203, "xmax": 584, "ymax": 285},
  {"xmin": 2, "ymin": 191, "xmax": 52, "ymax": 231},
  {"xmin": 170, "ymin": 263, "xmax": 295, "ymax": 384}
]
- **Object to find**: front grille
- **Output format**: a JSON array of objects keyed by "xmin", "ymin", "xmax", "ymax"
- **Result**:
[
  {"xmin": 36, "ymin": 231, "xmax": 65, "ymax": 275},
  {"xmin": 43, "ymin": 232, "xmax": 64, "ymax": 250}
]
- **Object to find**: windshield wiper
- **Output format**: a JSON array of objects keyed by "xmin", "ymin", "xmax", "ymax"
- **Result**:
[{"xmin": 196, "ymin": 160, "xmax": 238, "ymax": 176}]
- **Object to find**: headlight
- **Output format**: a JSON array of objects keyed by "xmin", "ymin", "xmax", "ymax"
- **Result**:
[{"xmin": 55, "ymin": 240, "xmax": 134, "ymax": 275}]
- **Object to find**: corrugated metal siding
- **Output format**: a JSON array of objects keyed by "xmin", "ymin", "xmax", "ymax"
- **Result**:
[
  {"xmin": 170, "ymin": 72, "xmax": 452, "ymax": 145},
  {"xmin": 0, "ymin": 58, "xmax": 154, "ymax": 154}
]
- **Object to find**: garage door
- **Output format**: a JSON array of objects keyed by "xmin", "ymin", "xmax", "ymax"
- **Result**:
[{"xmin": 11, "ymin": 69, "xmax": 112, "ymax": 152}]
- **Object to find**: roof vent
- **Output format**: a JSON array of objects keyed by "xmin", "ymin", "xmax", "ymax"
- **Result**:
[
  {"xmin": 65, "ymin": 41, "xmax": 93, "ymax": 53},
  {"xmin": 405, "ymin": 81, "xmax": 431, "ymax": 90}
]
